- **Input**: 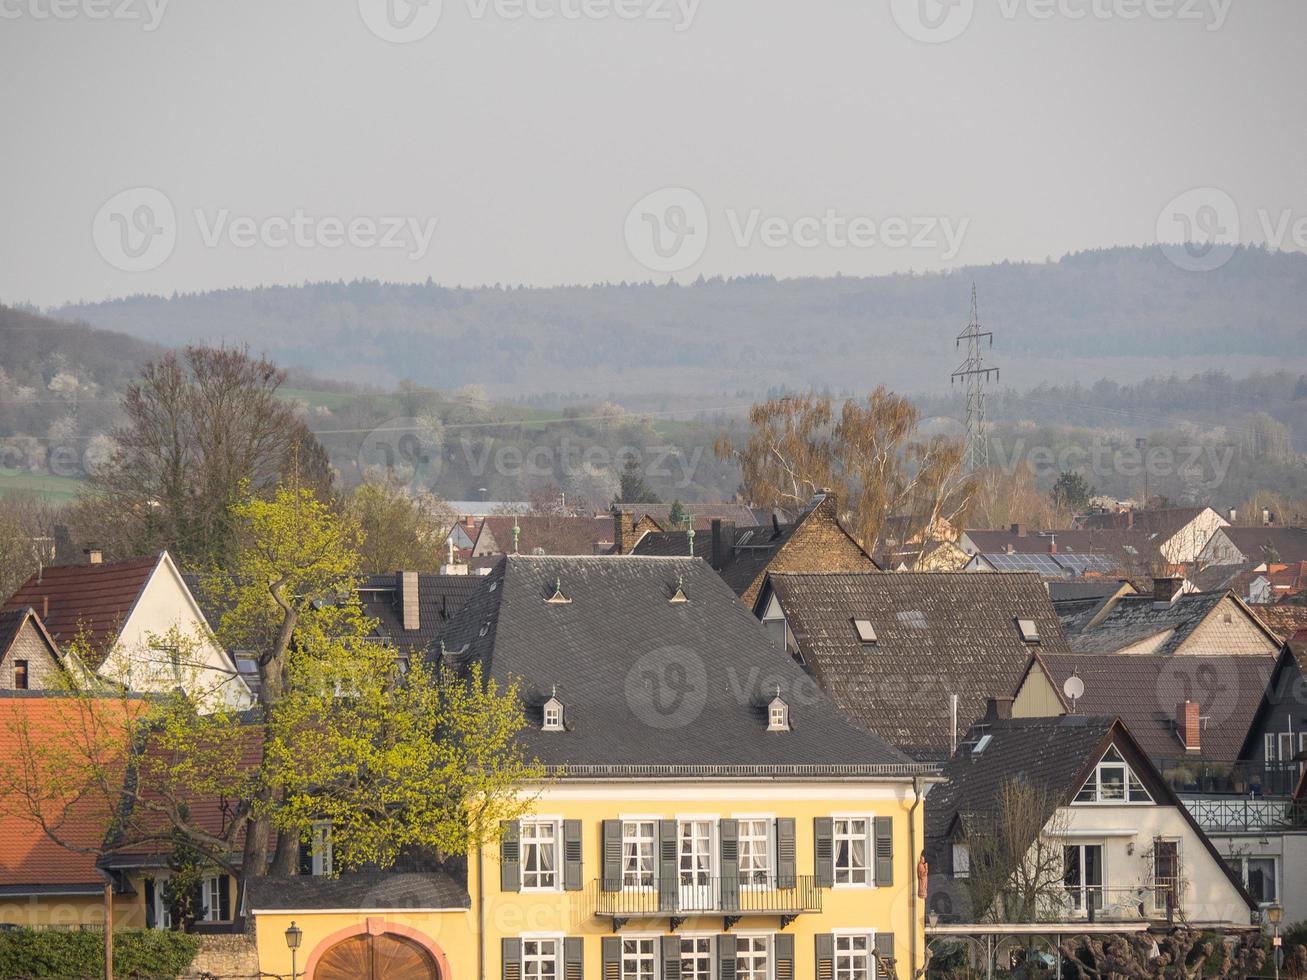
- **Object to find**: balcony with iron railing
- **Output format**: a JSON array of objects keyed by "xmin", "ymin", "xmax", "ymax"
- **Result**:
[
  {"xmin": 1160, "ymin": 759, "xmax": 1303, "ymax": 798},
  {"xmin": 1181, "ymin": 795, "xmax": 1307, "ymax": 833},
  {"xmin": 930, "ymin": 885, "xmax": 1178, "ymax": 928},
  {"xmin": 591, "ymin": 875, "xmax": 823, "ymax": 930}
]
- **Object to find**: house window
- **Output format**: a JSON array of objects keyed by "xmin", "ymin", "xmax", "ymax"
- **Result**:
[
  {"xmin": 1236, "ymin": 856, "xmax": 1278, "ymax": 904},
  {"xmin": 621, "ymin": 938, "xmax": 656, "ymax": 980},
  {"xmin": 738, "ymin": 819, "xmax": 773, "ymax": 885},
  {"xmin": 834, "ymin": 818, "xmax": 872, "ymax": 886},
  {"xmin": 1064, "ymin": 844, "xmax": 1104, "ymax": 913},
  {"xmin": 311, "ymin": 821, "xmax": 333, "ymax": 876},
  {"xmin": 767, "ymin": 699, "xmax": 789, "ymax": 732},
  {"xmin": 622, "ymin": 820, "xmax": 656, "ymax": 889},
  {"xmin": 835, "ymin": 933, "xmax": 873, "ymax": 980},
  {"xmin": 152, "ymin": 879, "xmax": 172, "ymax": 930},
  {"xmin": 1153, "ymin": 840, "xmax": 1179, "ymax": 913},
  {"xmin": 523, "ymin": 937, "xmax": 560, "ymax": 980},
  {"xmin": 542, "ymin": 698, "xmax": 564, "ymax": 732},
  {"xmin": 1073, "ymin": 747, "xmax": 1152, "ymax": 803},
  {"xmin": 736, "ymin": 935, "xmax": 770, "ymax": 980},
  {"xmin": 201, "ymin": 875, "xmax": 223, "ymax": 922},
  {"xmin": 521, "ymin": 820, "xmax": 560, "ymax": 890},
  {"xmin": 952, "ymin": 843, "xmax": 970, "ymax": 879},
  {"xmin": 679, "ymin": 820, "xmax": 715, "ymax": 899},
  {"xmin": 680, "ymin": 937, "xmax": 713, "ymax": 980},
  {"xmin": 13, "ymin": 660, "xmax": 28, "ymax": 690},
  {"xmin": 764, "ymin": 615, "xmax": 787, "ymax": 651}
]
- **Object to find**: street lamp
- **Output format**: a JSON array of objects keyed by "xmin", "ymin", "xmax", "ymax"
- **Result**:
[
  {"xmin": 1268, "ymin": 904, "xmax": 1284, "ymax": 980},
  {"xmin": 285, "ymin": 921, "xmax": 303, "ymax": 980}
]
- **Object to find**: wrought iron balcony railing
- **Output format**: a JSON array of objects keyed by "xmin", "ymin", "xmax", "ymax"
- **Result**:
[
  {"xmin": 1183, "ymin": 796, "xmax": 1307, "ymax": 832},
  {"xmin": 592, "ymin": 876, "xmax": 823, "ymax": 928}
]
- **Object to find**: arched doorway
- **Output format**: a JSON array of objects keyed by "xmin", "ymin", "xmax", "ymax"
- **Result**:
[{"xmin": 313, "ymin": 931, "xmax": 440, "ymax": 980}]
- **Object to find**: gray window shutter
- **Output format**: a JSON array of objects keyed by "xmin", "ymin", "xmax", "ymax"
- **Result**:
[
  {"xmin": 564, "ymin": 819, "xmax": 583, "ymax": 891},
  {"xmin": 218, "ymin": 875, "xmax": 230, "ymax": 920},
  {"xmin": 874, "ymin": 816, "xmax": 894, "ymax": 886},
  {"xmin": 814, "ymin": 817, "xmax": 834, "ymax": 887},
  {"xmin": 563, "ymin": 937, "xmax": 583, "ymax": 980},
  {"xmin": 500, "ymin": 820, "xmax": 521, "ymax": 892},
  {"xmin": 718, "ymin": 934, "xmax": 737, "ymax": 980},
  {"xmin": 502, "ymin": 938, "xmax": 522, "ymax": 980},
  {"xmin": 876, "ymin": 933, "xmax": 895, "ymax": 979},
  {"xmin": 814, "ymin": 933, "xmax": 834, "ymax": 980},
  {"xmin": 662, "ymin": 935, "xmax": 682, "ymax": 980},
  {"xmin": 144, "ymin": 878, "xmax": 156, "ymax": 929},
  {"xmin": 658, "ymin": 819, "xmax": 678, "ymax": 912},
  {"xmin": 776, "ymin": 818, "xmax": 796, "ymax": 889},
  {"xmin": 602, "ymin": 936, "xmax": 621, "ymax": 980},
  {"xmin": 774, "ymin": 933, "xmax": 795, "ymax": 980},
  {"xmin": 719, "ymin": 818, "xmax": 739, "ymax": 910},
  {"xmin": 601, "ymin": 819, "xmax": 622, "ymax": 892}
]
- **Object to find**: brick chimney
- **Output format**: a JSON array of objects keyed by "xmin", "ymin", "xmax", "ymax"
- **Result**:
[
  {"xmin": 84, "ymin": 546, "xmax": 102, "ymax": 565},
  {"xmin": 1176, "ymin": 700, "xmax": 1201, "ymax": 752},
  {"xmin": 1153, "ymin": 576, "xmax": 1184, "ymax": 605},
  {"xmin": 984, "ymin": 696, "xmax": 1014, "ymax": 721},
  {"xmin": 1048, "ymin": 538, "xmax": 1058, "ymax": 555},
  {"xmin": 399, "ymin": 571, "xmax": 420, "ymax": 631},
  {"xmin": 1010, "ymin": 523, "xmax": 1027, "ymax": 537},
  {"xmin": 711, "ymin": 519, "xmax": 736, "ymax": 569},
  {"xmin": 613, "ymin": 510, "xmax": 635, "ymax": 555}
]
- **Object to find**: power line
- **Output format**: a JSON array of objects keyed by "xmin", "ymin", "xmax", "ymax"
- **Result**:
[{"xmin": 950, "ymin": 283, "xmax": 999, "ymax": 471}]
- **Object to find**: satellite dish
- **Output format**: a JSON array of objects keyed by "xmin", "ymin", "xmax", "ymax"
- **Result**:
[{"xmin": 1063, "ymin": 675, "xmax": 1086, "ymax": 705}]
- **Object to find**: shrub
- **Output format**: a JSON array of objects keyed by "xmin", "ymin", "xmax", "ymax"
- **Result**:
[{"xmin": 0, "ymin": 928, "xmax": 199, "ymax": 979}]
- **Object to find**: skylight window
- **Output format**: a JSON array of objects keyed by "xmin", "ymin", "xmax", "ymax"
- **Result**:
[
  {"xmin": 1016, "ymin": 618, "xmax": 1041, "ymax": 644},
  {"xmin": 853, "ymin": 619, "xmax": 877, "ymax": 643},
  {"xmin": 897, "ymin": 610, "xmax": 928, "ymax": 630},
  {"xmin": 972, "ymin": 734, "xmax": 993, "ymax": 755}
]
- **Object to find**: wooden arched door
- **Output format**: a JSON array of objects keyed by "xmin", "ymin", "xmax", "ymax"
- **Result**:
[{"xmin": 314, "ymin": 932, "xmax": 440, "ymax": 980}]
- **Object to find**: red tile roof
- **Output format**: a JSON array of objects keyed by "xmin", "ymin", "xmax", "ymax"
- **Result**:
[
  {"xmin": 3, "ymin": 555, "xmax": 161, "ymax": 668},
  {"xmin": 0, "ymin": 697, "xmax": 140, "ymax": 888}
]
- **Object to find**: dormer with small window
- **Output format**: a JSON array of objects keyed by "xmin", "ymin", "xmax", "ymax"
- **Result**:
[
  {"xmin": 1073, "ymin": 746, "xmax": 1153, "ymax": 804},
  {"xmin": 767, "ymin": 691, "xmax": 790, "ymax": 732},
  {"xmin": 542, "ymin": 691, "xmax": 565, "ymax": 732}
]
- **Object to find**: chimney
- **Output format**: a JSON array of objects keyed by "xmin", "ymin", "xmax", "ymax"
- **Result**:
[
  {"xmin": 1011, "ymin": 523, "xmax": 1027, "ymax": 537},
  {"xmin": 613, "ymin": 510, "xmax": 635, "ymax": 555},
  {"xmin": 984, "ymin": 696, "xmax": 1014, "ymax": 721},
  {"xmin": 42, "ymin": 595, "xmax": 48, "ymax": 619},
  {"xmin": 1263, "ymin": 508, "xmax": 1271, "ymax": 526},
  {"xmin": 1048, "ymin": 538, "xmax": 1058, "ymax": 555},
  {"xmin": 1124, "ymin": 511, "xmax": 1135, "ymax": 529},
  {"xmin": 84, "ymin": 546, "xmax": 102, "ymax": 565},
  {"xmin": 711, "ymin": 519, "xmax": 736, "ymax": 569},
  {"xmin": 1176, "ymin": 700, "xmax": 1201, "ymax": 752},
  {"xmin": 399, "ymin": 571, "xmax": 420, "ymax": 631},
  {"xmin": 1153, "ymin": 576, "xmax": 1184, "ymax": 606},
  {"xmin": 1228, "ymin": 507, "xmax": 1237, "ymax": 523}
]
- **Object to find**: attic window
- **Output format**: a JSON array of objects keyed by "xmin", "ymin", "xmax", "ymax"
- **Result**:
[
  {"xmin": 545, "ymin": 577, "xmax": 571, "ymax": 604},
  {"xmin": 767, "ymin": 695, "xmax": 790, "ymax": 732},
  {"xmin": 853, "ymin": 619, "xmax": 877, "ymax": 644},
  {"xmin": 542, "ymin": 694, "xmax": 565, "ymax": 732},
  {"xmin": 972, "ymin": 734, "xmax": 993, "ymax": 755},
  {"xmin": 1015, "ymin": 618, "xmax": 1041, "ymax": 644},
  {"xmin": 669, "ymin": 574, "xmax": 689, "ymax": 604}
]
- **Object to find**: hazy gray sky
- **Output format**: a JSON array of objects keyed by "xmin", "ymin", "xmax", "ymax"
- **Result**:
[{"xmin": 1, "ymin": 0, "xmax": 1303, "ymax": 307}]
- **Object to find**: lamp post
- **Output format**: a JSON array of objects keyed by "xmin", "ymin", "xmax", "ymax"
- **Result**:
[
  {"xmin": 285, "ymin": 921, "xmax": 303, "ymax": 980},
  {"xmin": 1268, "ymin": 904, "xmax": 1283, "ymax": 980}
]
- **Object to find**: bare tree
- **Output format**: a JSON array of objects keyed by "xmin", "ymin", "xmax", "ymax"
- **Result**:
[
  {"xmin": 717, "ymin": 388, "xmax": 974, "ymax": 566},
  {"xmin": 1059, "ymin": 930, "xmax": 1265, "ymax": 979},
  {"xmin": 74, "ymin": 346, "xmax": 331, "ymax": 567}
]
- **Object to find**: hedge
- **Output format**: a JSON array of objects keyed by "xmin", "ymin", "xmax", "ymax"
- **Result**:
[{"xmin": 0, "ymin": 928, "xmax": 199, "ymax": 979}]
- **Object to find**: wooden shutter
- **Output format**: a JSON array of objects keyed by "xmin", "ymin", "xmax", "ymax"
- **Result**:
[
  {"xmin": 662, "ymin": 935, "xmax": 682, "ymax": 980},
  {"xmin": 775, "ymin": 818, "xmax": 796, "ymax": 889},
  {"xmin": 602, "ymin": 936, "xmax": 621, "ymax": 980},
  {"xmin": 500, "ymin": 820, "xmax": 521, "ymax": 892},
  {"xmin": 814, "ymin": 933, "xmax": 834, "ymax": 980},
  {"xmin": 502, "ymin": 938, "xmax": 522, "ymax": 980},
  {"xmin": 876, "ymin": 933, "xmax": 896, "ymax": 979},
  {"xmin": 218, "ymin": 875, "xmax": 231, "ymax": 920},
  {"xmin": 814, "ymin": 817, "xmax": 834, "ymax": 887},
  {"xmin": 563, "ymin": 937, "xmax": 583, "ymax": 980},
  {"xmin": 658, "ymin": 819, "xmax": 678, "ymax": 911},
  {"xmin": 564, "ymin": 819, "xmax": 583, "ymax": 891},
  {"xmin": 144, "ymin": 878, "xmax": 156, "ymax": 929},
  {"xmin": 192, "ymin": 881, "xmax": 205, "ymax": 921},
  {"xmin": 601, "ymin": 819, "xmax": 622, "ymax": 892},
  {"xmin": 774, "ymin": 933, "xmax": 795, "ymax": 980},
  {"xmin": 298, "ymin": 839, "xmax": 312, "ymax": 875},
  {"xmin": 718, "ymin": 934, "xmax": 737, "ymax": 980},
  {"xmin": 719, "ymin": 818, "xmax": 739, "ymax": 910},
  {"xmin": 874, "ymin": 816, "xmax": 894, "ymax": 886}
]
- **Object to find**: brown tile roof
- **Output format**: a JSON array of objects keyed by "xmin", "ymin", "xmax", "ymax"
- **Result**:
[
  {"xmin": 0, "ymin": 696, "xmax": 141, "ymax": 889},
  {"xmin": 615, "ymin": 502, "xmax": 762, "ymax": 530},
  {"xmin": 1252, "ymin": 603, "xmax": 1307, "ymax": 642},
  {"xmin": 1032, "ymin": 652, "xmax": 1274, "ymax": 764},
  {"xmin": 764, "ymin": 571, "xmax": 1068, "ymax": 760},
  {"xmin": 474, "ymin": 516, "xmax": 615, "ymax": 557},
  {"xmin": 1056, "ymin": 590, "xmax": 1280, "ymax": 657},
  {"xmin": 3, "ymin": 555, "xmax": 162, "ymax": 668},
  {"xmin": 1214, "ymin": 527, "xmax": 1307, "ymax": 564},
  {"xmin": 1081, "ymin": 506, "xmax": 1212, "ymax": 538}
]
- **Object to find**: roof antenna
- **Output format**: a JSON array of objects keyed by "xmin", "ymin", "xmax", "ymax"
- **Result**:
[{"xmin": 1063, "ymin": 674, "xmax": 1085, "ymax": 714}]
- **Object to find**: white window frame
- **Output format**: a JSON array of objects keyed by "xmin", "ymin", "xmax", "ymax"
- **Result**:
[
  {"xmin": 734, "ymin": 932, "xmax": 772, "ymax": 980},
  {"xmin": 832, "ymin": 814, "xmax": 874, "ymax": 888},
  {"xmin": 1064, "ymin": 842, "xmax": 1105, "ymax": 913},
  {"xmin": 620, "ymin": 934, "xmax": 658, "ymax": 980},
  {"xmin": 767, "ymin": 700, "xmax": 789, "ymax": 732},
  {"xmin": 151, "ymin": 875, "xmax": 172, "ymax": 930},
  {"xmin": 733, "ymin": 814, "xmax": 774, "ymax": 887},
  {"xmin": 833, "ymin": 929, "xmax": 877, "ymax": 980},
  {"xmin": 1151, "ymin": 838, "xmax": 1181, "ymax": 913},
  {"xmin": 620, "ymin": 815, "xmax": 658, "ymax": 891},
  {"xmin": 676, "ymin": 815, "xmax": 719, "ymax": 904},
  {"xmin": 311, "ymin": 820, "xmax": 333, "ymax": 876},
  {"xmin": 952, "ymin": 842, "xmax": 970, "ymax": 879},
  {"xmin": 1234, "ymin": 855, "xmax": 1279, "ymax": 905},
  {"xmin": 521, "ymin": 932, "xmax": 563, "ymax": 980},
  {"xmin": 679, "ymin": 934, "xmax": 715, "ymax": 980},
  {"xmin": 542, "ymin": 699, "xmax": 564, "ymax": 732},
  {"xmin": 201, "ymin": 875, "xmax": 223, "ymax": 922},
  {"xmin": 1073, "ymin": 748, "xmax": 1152, "ymax": 804},
  {"xmin": 520, "ymin": 817, "xmax": 563, "ymax": 892}
]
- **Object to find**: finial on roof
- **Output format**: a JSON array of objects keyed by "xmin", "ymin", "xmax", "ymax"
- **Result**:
[
  {"xmin": 688, "ymin": 526, "xmax": 696, "ymax": 557},
  {"xmin": 512, "ymin": 519, "xmax": 521, "ymax": 555},
  {"xmin": 551, "ymin": 683, "xmax": 557, "ymax": 698}
]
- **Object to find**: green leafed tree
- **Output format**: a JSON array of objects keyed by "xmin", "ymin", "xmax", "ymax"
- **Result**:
[
  {"xmin": 1050, "ymin": 470, "xmax": 1095, "ymax": 512},
  {"xmin": 614, "ymin": 456, "xmax": 660, "ymax": 505}
]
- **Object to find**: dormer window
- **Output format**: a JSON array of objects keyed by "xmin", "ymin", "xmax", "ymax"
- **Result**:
[
  {"xmin": 545, "ymin": 577, "xmax": 571, "ymax": 604},
  {"xmin": 1015, "ymin": 618, "xmax": 1040, "ymax": 644},
  {"xmin": 542, "ymin": 694, "xmax": 565, "ymax": 732},
  {"xmin": 767, "ymin": 695, "xmax": 790, "ymax": 732},
  {"xmin": 853, "ymin": 619, "xmax": 877, "ymax": 644}
]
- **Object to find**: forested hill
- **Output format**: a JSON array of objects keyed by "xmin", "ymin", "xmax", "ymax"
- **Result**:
[{"xmin": 50, "ymin": 246, "xmax": 1307, "ymax": 400}]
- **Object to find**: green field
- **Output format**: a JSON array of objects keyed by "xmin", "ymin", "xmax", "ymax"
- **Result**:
[{"xmin": 0, "ymin": 470, "xmax": 85, "ymax": 505}]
